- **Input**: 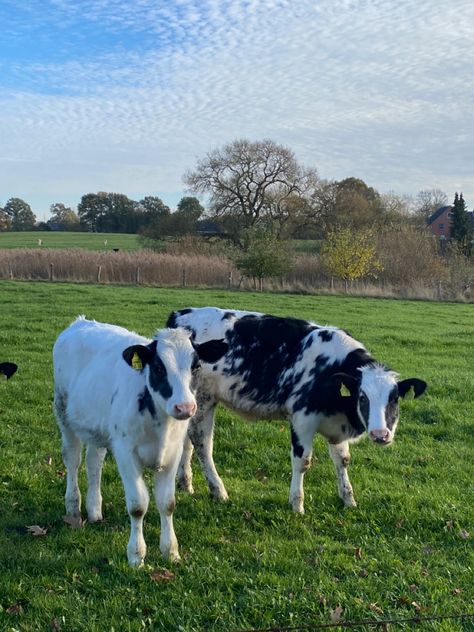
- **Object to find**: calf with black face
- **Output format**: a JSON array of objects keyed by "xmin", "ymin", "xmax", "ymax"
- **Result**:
[{"xmin": 167, "ymin": 307, "xmax": 427, "ymax": 514}]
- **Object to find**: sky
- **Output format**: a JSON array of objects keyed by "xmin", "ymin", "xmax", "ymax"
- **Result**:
[{"xmin": 1, "ymin": 0, "xmax": 473, "ymax": 220}]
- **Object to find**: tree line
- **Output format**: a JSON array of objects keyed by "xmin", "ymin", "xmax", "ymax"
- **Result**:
[
  {"xmin": 0, "ymin": 194, "xmax": 205, "ymax": 236},
  {"xmin": 1, "ymin": 138, "xmax": 472, "ymax": 275}
]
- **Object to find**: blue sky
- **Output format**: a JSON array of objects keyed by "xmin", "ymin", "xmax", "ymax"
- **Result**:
[{"xmin": 1, "ymin": 0, "xmax": 473, "ymax": 220}]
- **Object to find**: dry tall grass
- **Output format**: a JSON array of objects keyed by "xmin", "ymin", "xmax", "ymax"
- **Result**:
[{"xmin": 0, "ymin": 246, "xmax": 471, "ymax": 302}]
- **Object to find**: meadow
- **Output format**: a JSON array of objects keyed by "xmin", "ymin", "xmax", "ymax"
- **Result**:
[
  {"xmin": 0, "ymin": 231, "xmax": 140, "ymax": 251},
  {"xmin": 0, "ymin": 280, "xmax": 473, "ymax": 631}
]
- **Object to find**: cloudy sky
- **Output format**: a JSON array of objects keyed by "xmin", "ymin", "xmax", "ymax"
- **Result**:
[{"xmin": 1, "ymin": 0, "xmax": 473, "ymax": 219}]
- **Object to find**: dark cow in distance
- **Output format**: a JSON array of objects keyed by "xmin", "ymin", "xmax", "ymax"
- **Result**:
[
  {"xmin": 0, "ymin": 363, "xmax": 17, "ymax": 380},
  {"xmin": 167, "ymin": 307, "xmax": 427, "ymax": 514}
]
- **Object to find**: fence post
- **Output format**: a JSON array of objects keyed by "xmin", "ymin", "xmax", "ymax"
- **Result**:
[
  {"xmin": 182, "ymin": 267, "xmax": 186, "ymax": 287},
  {"xmin": 136, "ymin": 266, "xmax": 140, "ymax": 285},
  {"xmin": 49, "ymin": 263, "xmax": 54, "ymax": 282},
  {"xmin": 9, "ymin": 266, "xmax": 13, "ymax": 280},
  {"xmin": 96, "ymin": 265, "xmax": 102, "ymax": 283}
]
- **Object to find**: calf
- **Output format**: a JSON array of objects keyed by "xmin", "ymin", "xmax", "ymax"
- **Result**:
[
  {"xmin": 167, "ymin": 307, "xmax": 427, "ymax": 514},
  {"xmin": 0, "ymin": 362, "xmax": 17, "ymax": 380},
  {"xmin": 53, "ymin": 316, "xmax": 219, "ymax": 567}
]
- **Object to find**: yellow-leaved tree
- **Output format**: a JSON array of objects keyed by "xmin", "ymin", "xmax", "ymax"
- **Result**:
[{"xmin": 321, "ymin": 227, "xmax": 383, "ymax": 292}]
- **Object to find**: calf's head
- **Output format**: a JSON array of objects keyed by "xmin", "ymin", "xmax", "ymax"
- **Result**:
[
  {"xmin": 336, "ymin": 365, "xmax": 427, "ymax": 445},
  {"xmin": 123, "ymin": 328, "xmax": 199, "ymax": 420}
]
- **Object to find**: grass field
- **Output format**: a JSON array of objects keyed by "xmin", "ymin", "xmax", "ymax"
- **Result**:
[
  {"xmin": 0, "ymin": 231, "xmax": 140, "ymax": 251},
  {"xmin": 0, "ymin": 281, "xmax": 473, "ymax": 631}
]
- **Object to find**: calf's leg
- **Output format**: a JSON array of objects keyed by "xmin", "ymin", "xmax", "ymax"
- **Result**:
[
  {"xmin": 114, "ymin": 444, "xmax": 149, "ymax": 567},
  {"xmin": 85, "ymin": 445, "xmax": 107, "ymax": 522},
  {"xmin": 188, "ymin": 403, "xmax": 228, "ymax": 501},
  {"xmin": 328, "ymin": 441, "xmax": 357, "ymax": 507},
  {"xmin": 154, "ymin": 456, "xmax": 182, "ymax": 562},
  {"xmin": 289, "ymin": 415, "xmax": 318, "ymax": 514},
  {"xmin": 60, "ymin": 425, "xmax": 83, "ymax": 518},
  {"xmin": 177, "ymin": 434, "xmax": 194, "ymax": 494}
]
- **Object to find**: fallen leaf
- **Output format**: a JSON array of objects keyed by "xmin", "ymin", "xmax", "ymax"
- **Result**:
[
  {"xmin": 150, "ymin": 568, "xmax": 175, "ymax": 582},
  {"xmin": 453, "ymin": 588, "xmax": 462, "ymax": 595},
  {"xmin": 45, "ymin": 455, "xmax": 53, "ymax": 466},
  {"xmin": 411, "ymin": 601, "xmax": 422, "ymax": 612},
  {"xmin": 6, "ymin": 603, "xmax": 23, "ymax": 615},
  {"xmin": 50, "ymin": 618, "xmax": 61, "ymax": 630},
  {"xmin": 26, "ymin": 525, "xmax": 47, "ymax": 536},
  {"xmin": 445, "ymin": 520, "xmax": 454, "ymax": 530},
  {"xmin": 243, "ymin": 511, "xmax": 252, "ymax": 520},
  {"xmin": 318, "ymin": 595, "xmax": 327, "ymax": 606},
  {"xmin": 358, "ymin": 569, "xmax": 368, "ymax": 578},
  {"xmin": 459, "ymin": 529, "xmax": 470, "ymax": 540},
  {"xmin": 369, "ymin": 603, "xmax": 384, "ymax": 615},
  {"xmin": 56, "ymin": 470, "xmax": 65, "ymax": 478},
  {"xmin": 354, "ymin": 547, "xmax": 362, "ymax": 559},
  {"xmin": 396, "ymin": 520, "xmax": 405, "ymax": 529},
  {"xmin": 63, "ymin": 515, "xmax": 86, "ymax": 529},
  {"xmin": 409, "ymin": 584, "xmax": 418, "ymax": 592},
  {"xmin": 330, "ymin": 605, "xmax": 343, "ymax": 624},
  {"xmin": 422, "ymin": 545, "xmax": 433, "ymax": 555},
  {"xmin": 420, "ymin": 569, "xmax": 429, "ymax": 577}
]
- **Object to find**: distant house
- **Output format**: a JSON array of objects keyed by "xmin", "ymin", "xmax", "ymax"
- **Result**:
[
  {"xmin": 427, "ymin": 205, "xmax": 474, "ymax": 240},
  {"xmin": 427, "ymin": 206, "xmax": 453, "ymax": 238}
]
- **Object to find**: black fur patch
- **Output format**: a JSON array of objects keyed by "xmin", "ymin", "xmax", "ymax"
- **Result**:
[
  {"xmin": 138, "ymin": 387, "xmax": 157, "ymax": 417},
  {"xmin": 318, "ymin": 330, "xmax": 334, "ymax": 342},
  {"xmin": 291, "ymin": 427, "xmax": 304, "ymax": 458},
  {"xmin": 147, "ymin": 342, "xmax": 172, "ymax": 399},
  {"xmin": 222, "ymin": 311, "xmax": 235, "ymax": 320},
  {"xmin": 166, "ymin": 308, "xmax": 193, "ymax": 328}
]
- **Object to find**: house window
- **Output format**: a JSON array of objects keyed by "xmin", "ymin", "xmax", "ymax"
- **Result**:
[
  {"xmin": 439, "ymin": 223, "xmax": 444, "ymax": 230},
  {"xmin": 447, "ymin": 212, "xmax": 453, "ymax": 218}
]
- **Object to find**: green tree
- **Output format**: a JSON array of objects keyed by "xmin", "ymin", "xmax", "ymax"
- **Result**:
[
  {"xmin": 48, "ymin": 203, "xmax": 80, "ymax": 231},
  {"xmin": 3, "ymin": 197, "xmax": 36, "ymax": 231},
  {"xmin": 450, "ymin": 192, "xmax": 472, "ymax": 256},
  {"xmin": 184, "ymin": 138, "xmax": 318, "ymax": 241},
  {"xmin": 234, "ymin": 225, "xmax": 293, "ymax": 290},
  {"xmin": 166, "ymin": 197, "xmax": 204, "ymax": 236},
  {"xmin": 321, "ymin": 227, "xmax": 383, "ymax": 292},
  {"xmin": 78, "ymin": 192, "xmax": 138, "ymax": 233}
]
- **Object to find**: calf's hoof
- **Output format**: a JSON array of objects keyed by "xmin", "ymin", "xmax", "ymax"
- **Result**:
[
  {"xmin": 177, "ymin": 477, "xmax": 194, "ymax": 495},
  {"xmin": 209, "ymin": 483, "xmax": 229, "ymax": 502},
  {"xmin": 290, "ymin": 496, "xmax": 305, "ymax": 515}
]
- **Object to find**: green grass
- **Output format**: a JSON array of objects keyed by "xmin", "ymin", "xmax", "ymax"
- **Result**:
[
  {"xmin": 0, "ymin": 281, "xmax": 473, "ymax": 631},
  {"xmin": 0, "ymin": 231, "xmax": 140, "ymax": 251}
]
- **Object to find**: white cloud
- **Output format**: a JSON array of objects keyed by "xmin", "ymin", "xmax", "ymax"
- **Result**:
[{"xmin": 1, "ymin": 0, "xmax": 473, "ymax": 214}]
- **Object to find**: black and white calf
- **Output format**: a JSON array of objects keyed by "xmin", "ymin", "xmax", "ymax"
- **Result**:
[
  {"xmin": 53, "ymin": 316, "xmax": 220, "ymax": 567},
  {"xmin": 0, "ymin": 362, "xmax": 17, "ymax": 380},
  {"xmin": 167, "ymin": 307, "xmax": 427, "ymax": 514}
]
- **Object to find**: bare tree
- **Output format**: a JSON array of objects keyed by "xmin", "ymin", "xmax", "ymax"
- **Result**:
[
  {"xmin": 414, "ymin": 188, "xmax": 448, "ymax": 223},
  {"xmin": 183, "ymin": 139, "xmax": 318, "ymax": 239}
]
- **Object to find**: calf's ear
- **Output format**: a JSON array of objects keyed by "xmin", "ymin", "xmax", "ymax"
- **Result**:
[
  {"xmin": 122, "ymin": 344, "xmax": 155, "ymax": 370},
  {"xmin": 332, "ymin": 372, "xmax": 358, "ymax": 396},
  {"xmin": 398, "ymin": 378, "xmax": 427, "ymax": 399},
  {"xmin": 193, "ymin": 339, "xmax": 229, "ymax": 363},
  {"xmin": 0, "ymin": 362, "xmax": 18, "ymax": 380}
]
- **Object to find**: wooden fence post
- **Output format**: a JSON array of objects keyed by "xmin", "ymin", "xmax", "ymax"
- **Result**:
[
  {"xmin": 96, "ymin": 265, "xmax": 102, "ymax": 283},
  {"xmin": 49, "ymin": 263, "xmax": 54, "ymax": 282},
  {"xmin": 136, "ymin": 266, "xmax": 140, "ymax": 285},
  {"xmin": 182, "ymin": 267, "xmax": 186, "ymax": 287}
]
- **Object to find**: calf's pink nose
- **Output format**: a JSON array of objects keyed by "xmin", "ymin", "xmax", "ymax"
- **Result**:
[
  {"xmin": 370, "ymin": 428, "xmax": 390, "ymax": 442},
  {"xmin": 174, "ymin": 402, "xmax": 197, "ymax": 419}
]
